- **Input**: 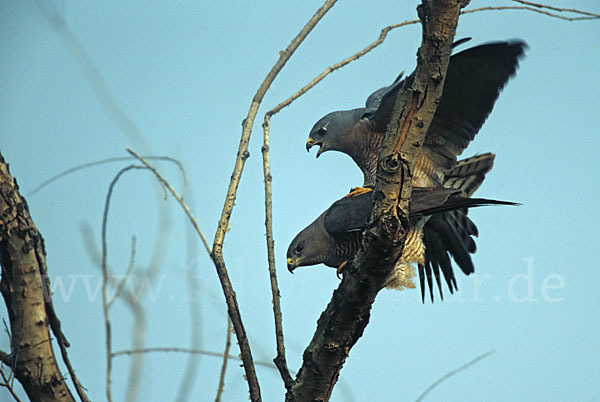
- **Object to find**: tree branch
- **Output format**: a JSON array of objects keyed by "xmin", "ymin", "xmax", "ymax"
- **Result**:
[
  {"xmin": 511, "ymin": 0, "xmax": 600, "ymax": 18},
  {"xmin": 0, "ymin": 366, "xmax": 22, "ymax": 402},
  {"xmin": 415, "ymin": 350, "xmax": 495, "ymax": 402},
  {"xmin": 210, "ymin": 1, "xmax": 338, "ymax": 400},
  {"xmin": 285, "ymin": 1, "xmax": 463, "ymax": 400},
  {"xmin": 261, "ymin": 115, "xmax": 294, "ymax": 390},
  {"xmin": 215, "ymin": 318, "xmax": 232, "ymax": 402},
  {"xmin": 0, "ymin": 152, "xmax": 79, "ymax": 401}
]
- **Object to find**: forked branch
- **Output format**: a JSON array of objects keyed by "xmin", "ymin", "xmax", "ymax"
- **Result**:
[{"xmin": 285, "ymin": 1, "xmax": 463, "ymax": 400}]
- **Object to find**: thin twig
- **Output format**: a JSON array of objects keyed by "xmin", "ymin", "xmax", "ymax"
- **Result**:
[
  {"xmin": 463, "ymin": 5, "xmax": 597, "ymax": 20},
  {"xmin": 107, "ymin": 236, "xmax": 137, "ymax": 308},
  {"xmin": 512, "ymin": 0, "xmax": 600, "ymax": 18},
  {"xmin": 28, "ymin": 156, "xmax": 188, "ymax": 197},
  {"xmin": 175, "ymin": 217, "xmax": 203, "ymax": 402},
  {"xmin": 267, "ymin": 2, "xmax": 598, "ymax": 120},
  {"xmin": 0, "ymin": 337, "xmax": 15, "ymax": 387},
  {"xmin": 36, "ymin": 239, "xmax": 90, "ymax": 402},
  {"xmin": 266, "ymin": 19, "xmax": 419, "ymax": 117},
  {"xmin": 261, "ymin": 115, "xmax": 293, "ymax": 389},
  {"xmin": 81, "ymin": 222, "xmax": 147, "ymax": 402},
  {"xmin": 415, "ymin": 350, "xmax": 496, "ymax": 402},
  {"xmin": 111, "ymin": 347, "xmax": 275, "ymax": 370},
  {"xmin": 97, "ymin": 165, "xmax": 169, "ymax": 402},
  {"xmin": 210, "ymin": 1, "xmax": 339, "ymax": 400},
  {"xmin": 126, "ymin": 149, "xmax": 212, "ymax": 256},
  {"xmin": 117, "ymin": 151, "xmax": 215, "ymax": 401},
  {"xmin": 54, "ymin": 339, "xmax": 91, "ymax": 402},
  {"xmin": 0, "ymin": 368, "xmax": 22, "ymax": 402},
  {"xmin": 34, "ymin": 0, "xmax": 150, "ymax": 152},
  {"xmin": 215, "ymin": 318, "xmax": 232, "ymax": 402},
  {"xmin": 101, "ymin": 165, "xmax": 147, "ymax": 402},
  {"xmin": 123, "ymin": 285, "xmax": 147, "ymax": 402}
]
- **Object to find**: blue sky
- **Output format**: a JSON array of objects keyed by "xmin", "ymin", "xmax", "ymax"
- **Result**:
[{"xmin": 1, "ymin": 1, "xmax": 599, "ymax": 401}]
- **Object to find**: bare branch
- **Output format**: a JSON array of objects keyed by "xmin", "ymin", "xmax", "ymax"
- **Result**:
[
  {"xmin": 54, "ymin": 339, "xmax": 91, "ymax": 402},
  {"xmin": 107, "ymin": 236, "xmax": 137, "ymax": 308},
  {"xmin": 286, "ymin": 1, "xmax": 463, "ymax": 400},
  {"xmin": 463, "ymin": 5, "xmax": 598, "ymax": 21},
  {"xmin": 175, "ymin": 222, "xmax": 204, "ymax": 402},
  {"xmin": 29, "ymin": 156, "xmax": 187, "ymax": 197},
  {"xmin": 266, "ymin": 1, "xmax": 597, "ymax": 121},
  {"xmin": 415, "ymin": 350, "xmax": 496, "ymax": 402},
  {"xmin": 511, "ymin": 0, "xmax": 600, "ymax": 18},
  {"xmin": 0, "ymin": 367, "xmax": 22, "ymax": 402},
  {"xmin": 34, "ymin": 0, "xmax": 151, "ymax": 151},
  {"xmin": 96, "ymin": 153, "xmax": 210, "ymax": 399},
  {"xmin": 261, "ymin": 115, "xmax": 294, "ymax": 390},
  {"xmin": 81, "ymin": 223, "xmax": 147, "ymax": 402},
  {"xmin": 215, "ymin": 318, "xmax": 232, "ymax": 402},
  {"xmin": 0, "ymin": 153, "xmax": 79, "ymax": 401},
  {"xmin": 266, "ymin": 18, "xmax": 419, "ymax": 117},
  {"xmin": 101, "ymin": 165, "xmax": 148, "ymax": 402},
  {"xmin": 210, "ymin": 1, "xmax": 339, "ymax": 400},
  {"xmin": 126, "ymin": 149, "xmax": 212, "ymax": 256},
  {"xmin": 36, "ymin": 220, "xmax": 90, "ymax": 402},
  {"xmin": 112, "ymin": 347, "xmax": 276, "ymax": 370}
]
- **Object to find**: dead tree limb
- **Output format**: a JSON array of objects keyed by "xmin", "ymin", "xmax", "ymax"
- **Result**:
[
  {"xmin": 285, "ymin": 1, "xmax": 464, "ymax": 400},
  {"xmin": 210, "ymin": 1, "xmax": 338, "ymax": 400},
  {"xmin": 0, "ymin": 152, "xmax": 82, "ymax": 401}
]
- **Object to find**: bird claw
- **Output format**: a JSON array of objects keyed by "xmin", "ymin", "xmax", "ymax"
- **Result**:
[{"xmin": 336, "ymin": 261, "xmax": 349, "ymax": 279}]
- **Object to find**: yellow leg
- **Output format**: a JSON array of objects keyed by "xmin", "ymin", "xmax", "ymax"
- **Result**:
[
  {"xmin": 336, "ymin": 261, "xmax": 348, "ymax": 279},
  {"xmin": 345, "ymin": 187, "xmax": 372, "ymax": 198}
]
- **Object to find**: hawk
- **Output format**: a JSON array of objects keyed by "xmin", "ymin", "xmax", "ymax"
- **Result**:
[
  {"xmin": 289, "ymin": 153, "xmax": 513, "ymax": 301},
  {"xmin": 306, "ymin": 40, "xmax": 526, "ymax": 187},
  {"xmin": 298, "ymin": 40, "xmax": 525, "ymax": 300},
  {"xmin": 287, "ymin": 177, "xmax": 516, "ymax": 298}
]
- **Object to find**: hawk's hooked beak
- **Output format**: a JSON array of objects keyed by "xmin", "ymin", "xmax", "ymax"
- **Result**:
[
  {"xmin": 306, "ymin": 138, "xmax": 324, "ymax": 158},
  {"xmin": 286, "ymin": 258, "xmax": 297, "ymax": 273}
]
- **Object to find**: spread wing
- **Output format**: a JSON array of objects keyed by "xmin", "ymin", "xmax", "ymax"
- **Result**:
[
  {"xmin": 366, "ymin": 41, "xmax": 526, "ymax": 171},
  {"xmin": 364, "ymin": 38, "xmax": 472, "ymax": 110},
  {"xmin": 423, "ymin": 41, "xmax": 526, "ymax": 171},
  {"xmin": 365, "ymin": 72, "xmax": 404, "ymax": 109}
]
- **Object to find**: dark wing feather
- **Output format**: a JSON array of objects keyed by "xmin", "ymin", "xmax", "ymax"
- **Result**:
[
  {"xmin": 368, "ymin": 41, "xmax": 525, "ymax": 170},
  {"xmin": 418, "ymin": 151, "xmax": 514, "ymax": 302},
  {"xmin": 420, "ymin": 211, "xmax": 472, "ymax": 302},
  {"xmin": 365, "ymin": 72, "xmax": 405, "ymax": 109},
  {"xmin": 324, "ymin": 186, "xmax": 513, "ymax": 235},
  {"xmin": 418, "ymin": 198, "xmax": 516, "ymax": 303},
  {"xmin": 365, "ymin": 38, "xmax": 473, "ymax": 111},
  {"xmin": 424, "ymin": 41, "xmax": 526, "ymax": 171},
  {"xmin": 414, "ymin": 196, "xmax": 517, "ymax": 217},
  {"xmin": 324, "ymin": 192, "xmax": 373, "ymax": 234},
  {"xmin": 421, "ymin": 220, "xmax": 457, "ymax": 302}
]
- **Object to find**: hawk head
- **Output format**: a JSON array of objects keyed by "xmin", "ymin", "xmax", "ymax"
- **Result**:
[
  {"xmin": 306, "ymin": 108, "xmax": 368, "ymax": 158},
  {"xmin": 286, "ymin": 212, "xmax": 331, "ymax": 273}
]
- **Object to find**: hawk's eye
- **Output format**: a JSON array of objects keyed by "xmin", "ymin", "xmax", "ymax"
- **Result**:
[
  {"xmin": 295, "ymin": 244, "xmax": 304, "ymax": 253},
  {"xmin": 316, "ymin": 127, "xmax": 327, "ymax": 137}
]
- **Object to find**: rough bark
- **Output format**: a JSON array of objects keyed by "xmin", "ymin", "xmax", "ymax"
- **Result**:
[
  {"xmin": 286, "ymin": 1, "xmax": 464, "ymax": 400},
  {"xmin": 0, "ymin": 153, "xmax": 76, "ymax": 402}
]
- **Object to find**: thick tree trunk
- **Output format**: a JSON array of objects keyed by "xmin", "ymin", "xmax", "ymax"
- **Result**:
[{"xmin": 0, "ymin": 153, "xmax": 76, "ymax": 402}]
